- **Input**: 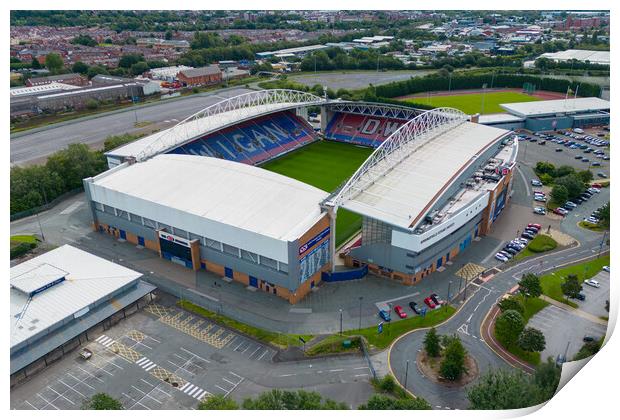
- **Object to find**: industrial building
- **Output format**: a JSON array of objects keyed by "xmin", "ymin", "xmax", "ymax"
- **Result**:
[
  {"xmin": 10, "ymin": 245, "xmax": 155, "ymax": 384},
  {"xmin": 84, "ymin": 154, "xmax": 331, "ymax": 304},
  {"xmin": 478, "ymin": 97, "xmax": 610, "ymax": 131}
]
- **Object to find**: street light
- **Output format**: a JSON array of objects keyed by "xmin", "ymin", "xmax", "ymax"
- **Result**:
[
  {"xmin": 339, "ymin": 308, "xmax": 343, "ymax": 336},
  {"xmin": 404, "ymin": 359, "xmax": 410, "ymax": 389},
  {"xmin": 358, "ymin": 296, "xmax": 363, "ymax": 331}
]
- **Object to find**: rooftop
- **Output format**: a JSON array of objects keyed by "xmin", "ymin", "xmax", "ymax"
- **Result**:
[
  {"xmin": 340, "ymin": 122, "xmax": 510, "ymax": 229},
  {"xmin": 10, "ymin": 245, "xmax": 142, "ymax": 351},
  {"xmin": 90, "ymin": 154, "xmax": 329, "ymax": 242},
  {"xmin": 538, "ymin": 49, "xmax": 610, "ymax": 65},
  {"xmin": 179, "ymin": 65, "xmax": 221, "ymax": 78},
  {"xmin": 501, "ymin": 97, "xmax": 610, "ymax": 118}
]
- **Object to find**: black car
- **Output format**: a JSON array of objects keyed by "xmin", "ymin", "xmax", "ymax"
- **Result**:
[
  {"xmin": 522, "ymin": 232, "xmax": 535, "ymax": 240},
  {"xmin": 503, "ymin": 247, "xmax": 518, "ymax": 255},
  {"xmin": 555, "ymin": 148, "xmax": 563, "ymax": 152},
  {"xmin": 579, "ymin": 195, "xmax": 589, "ymax": 202},
  {"xmin": 408, "ymin": 301, "xmax": 421, "ymax": 314},
  {"xmin": 538, "ymin": 140, "xmax": 546, "ymax": 145},
  {"xmin": 573, "ymin": 197, "xmax": 584, "ymax": 204},
  {"xmin": 575, "ymin": 292, "xmax": 586, "ymax": 301},
  {"xmin": 430, "ymin": 293, "xmax": 441, "ymax": 305},
  {"xmin": 583, "ymin": 336, "xmax": 595, "ymax": 342}
]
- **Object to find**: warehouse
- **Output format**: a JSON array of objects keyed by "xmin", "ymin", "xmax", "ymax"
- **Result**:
[
  {"xmin": 536, "ymin": 49, "xmax": 610, "ymax": 66},
  {"xmin": 10, "ymin": 245, "xmax": 154, "ymax": 384},
  {"xmin": 500, "ymin": 97, "xmax": 610, "ymax": 131},
  {"xmin": 84, "ymin": 154, "xmax": 332, "ymax": 304}
]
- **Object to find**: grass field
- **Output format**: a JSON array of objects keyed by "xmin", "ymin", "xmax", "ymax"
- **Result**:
[
  {"xmin": 261, "ymin": 140, "xmax": 373, "ymax": 246},
  {"xmin": 404, "ymin": 91, "xmax": 540, "ymax": 115}
]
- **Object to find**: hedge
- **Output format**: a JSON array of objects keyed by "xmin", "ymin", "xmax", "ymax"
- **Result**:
[
  {"xmin": 10, "ymin": 242, "xmax": 36, "ymax": 260},
  {"xmin": 527, "ymin": 235, "xmax": 558, "ymax": 253}
]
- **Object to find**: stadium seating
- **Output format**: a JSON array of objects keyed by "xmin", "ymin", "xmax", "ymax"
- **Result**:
[
  {"xmin": 324, "ymin": 112, "xmax": 407, "ymax": 148},
  {"xmin": 167, "ymin": 110, "xmax": 317, "ymax": 165}
]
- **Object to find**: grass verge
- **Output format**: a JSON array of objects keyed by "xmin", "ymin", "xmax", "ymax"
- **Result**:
[
  {"xmin": 10, "ymin": 234, "xmax": 39, "ymax": 259},
  {"xmin": 345, "ymin": 306, "xmax": 456, "ymax": 350},
  {"xmin": 578, "ymin": 221, "xmax": 606, "ymax": 232},
  {"xmin": 305, "ymin": 335, "xmax": 362, "ymax": 356},
  {"xmin": 177, "ymin": 300, "xmax": 312, "ymax": 348},
  {"xmin": 539, "ymin": 254, "xmax": 610, "ymax": 305}
]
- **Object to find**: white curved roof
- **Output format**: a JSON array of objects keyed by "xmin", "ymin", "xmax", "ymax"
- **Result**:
[
  {"xmin": 340, "ymin": 122, "xmax": 510, "ymax": 228},
  {"xmin": 89, "ymin": 154, "xmax": 328, "ymax": 242}
]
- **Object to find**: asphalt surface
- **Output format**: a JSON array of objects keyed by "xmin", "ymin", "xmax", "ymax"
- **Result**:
[
  {"xmin": 290, "ymin": 70, "xmax": 434, "ymax": 90},
  {"xmin": 10, "ymin": 298, "xmax": 374, "ymax": 409},
  {"xmin": 10, "ymin": 87, "xmax": 252, "ymax": 166}
]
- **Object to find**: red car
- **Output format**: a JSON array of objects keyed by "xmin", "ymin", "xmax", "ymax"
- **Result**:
[
  {"xmin": 591, "ymin": 183, "xmax": 602, "ymax": 189},
  {"xmin": 527, "ymin": 223, "xmax": 542, "ymax": 230},
  {"xmin": 423, "ymin": 297, "xmax": 437, "ymax": 309},
  {"xmin": 553, "ymin": 208, "xmax": 566, "ymax": 216},
  {"xmin": 394, "ymin": 305, "xmax": 407, "ymax": 319}
]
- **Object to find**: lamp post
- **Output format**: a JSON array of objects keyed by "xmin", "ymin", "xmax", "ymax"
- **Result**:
[
  {"xmin": 447, "ymin": 280, "xmax": 452, "ymax": 304},
  {"xmin": 358, "ymin": 296, "xmax": 363, "ymax": 331},
  {"xmin": 35, "ymin": 212, "xmax": 45, "ymax": 241},
  {"xmin": 339, "ymin": 308, "xmax": 343, "ymax": 336},
  {"xmin": 404, "ymin": 359, "xmax": 410, "ymax": 389},
  {"xmin": 598, "ymin": 231, "xmax": 607, "ymax": 258}
]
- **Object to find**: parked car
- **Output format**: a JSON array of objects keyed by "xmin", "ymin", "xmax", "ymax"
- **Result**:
[
  {"xmin": 379, "ymin": 310, "xmax": 391, "ymax": 322},
  {"xmin": 603, "ymin": 266, "xmax": 610, "ymax": 273},
  {"xmin": 583, "ymin": 335, "xmax": 595, "ymax": 342},
  {"xmin": 584, "ymin": 279, "xmax": 600, "ymax": 288},
  {"xmin": 553, "ymin": 208, "xmax": 565, "ymax": 216},
  {"xmin": 534, "ymin": 196, "xmax": 547, "ymax": 202},
  {"xmin": 423, "ymin": 297, "xmax": 437, "ymax": 309},
  {"xmin": 575, "ymin": 155, "xmax": 582, "ymax": 160},
  {"xmin": 503, "ymin": 246, "xmax": 518, "ymax": 255},
  {"xmin": 591, "ymin": 183, "xmax": 602, "ymax": 188},
  {"xmin": 521, "ymin": 232, "xmax": 535, "ymax": 240},
  {"xmin": 591, "ymin": 162, "xmax": 601, "ymax": 167},
  {"xmin": 557, "ymin": 207, "xmax": 569, "ymax": 215},
  {"xmin": 495, "ymin": 253, "xmax": 509, "ymax": 262},
  {"xmin": 582, "ymin": 158, "xmax": 590, "ymax": 163},
  {"xmin": 575, "ymin": 292, "xmax": 586, "ymax": 301},
  {"xmin": 597, "ymin": 172, "xmax": 607, "ymax": 178},
  {"xmin": 527, "ymin": 223, "xmax": 542, "ymax": 231},
  {"xmin": 533, "ymin": 207, "xmax": 546, "ymax": 215},
  {"xmin": 564, "ymin": 202, "xmax": 577, "ymax": 209},
  {"xmin": 394, "ymin": 305, "xmax": 407, "ymax": 319},
  {"xmin": 409, "ymin": 301, "xmax": 421, "ymax": 314},
  {"xmin": 430, "ymin": 293, "xmax": 444, "ymax": 306},
  {"xmin": 573, "ymin": 197, "xmax": 584, "ymax": 205},
  {"xmin": 498, "ymin": 250, "xmax": 513, "ymax": 259},
  {"xmin": 555, "ymin": 148, "xmax": 563, "ymax": 152},
  {"xmin": 531, "ymin": 179, "xmax": 543, "ymax": 187}
]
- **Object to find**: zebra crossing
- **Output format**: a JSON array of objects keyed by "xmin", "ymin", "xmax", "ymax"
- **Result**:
[
  {"xmin": 179, "ymin": 382, "xmax": 211, "ymax": 400},
  {"xmin": 136, "ymin": 357, "xmax": 157, "ymax": 372},
  {"xmin": 95, "ymin": 334, "xmax": 116, "ymax": 348}
]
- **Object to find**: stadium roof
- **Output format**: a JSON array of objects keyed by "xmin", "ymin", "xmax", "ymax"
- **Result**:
[
  {"xmin": 10, "ymin": 245, "xmax": 142, "ymax": 351},
  {"xmin": 478, "ymin": 113, "xmax": 525, "ymax": 124},
  {"xmin": 538, "ymin": 49, "xmax": 610, "ymax": 66},
  {"xmin": 500, "ymin": 97, "xmax": 610, "ymax": 118},
  {"xmin": 90, "ymin": 154, "xmax": 329, "ymax": 242},
  {"xmin": 339, "ymin": 122, "xmax": 509, "ymax": 229}
]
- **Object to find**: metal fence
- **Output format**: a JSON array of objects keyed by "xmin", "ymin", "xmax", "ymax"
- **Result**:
[{"xmin": 10, "ymin": 187, "xmax": 83, "ymax": 222}]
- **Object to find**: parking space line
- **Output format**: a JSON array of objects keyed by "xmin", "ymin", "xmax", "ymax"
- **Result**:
[
  {"xmin": 36, "ymin": 393, "xmax": 59, "ymax": 410},
  {"xmin": 136, "ymin": 341, "xmax": 153, "ymax": 350},
  {"xmin": 222, "ymin": 377, "xmax": 236, "ymax": 386},
  {"xmin": 215, "ymin": 384, "xmax": 229, "ymax": 393},
  {"xmin": 242, "ymin": 344, "xmax": 254, "ymax": 354},
  {"xmin": 140, "ymin": 378, "xmax": 157, "ymax": 388},
  {"xmin": 47, "ymin": 386, "xmax": 75, "ymax": 405},
  {"xmin": 257, "ymin": 349, "xmax": 269, "ymax": 360},
  {"xmin": 228, "ymin": 371, "xmax": 243, "ymax": 380},
  {"xmin": 67, "ymin": 372, "xmax": 95, "ymax": 389},
  {"xmin": 233, "ymin": 341, "xmax": 245, "ymax": 351},
  {"xmin": 106, "ymin": 359, "xmax": 125, "ymax": 370},
  {"xmin": 58, "ymin": 379, "xmax": 86, "ymax": 398},
  {"xmin": 180, "ymin": 347, "xmax": 211, "ymax": 363},
  {"xmin": 122, "ymin": 392, "xmax": 150, "ymax": 410},
  {"xmin": 76, "ymin": 366, "xmax": 104, "ymax": 383},
  {"xmin": 248, "ymin": 346, "xmax": 262, "ymax": 358},
  {"xmin": 23, "ymin": 400, "xmax": 38, "ymax": 410},
  {"xmin": 131, "ymin": 385, "xmax": 163, "ymax": 405},
  {"xmin": 227, "ymin": 337, "xmax": 240, "ymax": 347},
  {"xmin": 166, "ymin": 359, "xmax": 193, "ymax": 376},
  {"xmin": 86, "ymin": 360, "xmax": 114, "ymax": 376}
]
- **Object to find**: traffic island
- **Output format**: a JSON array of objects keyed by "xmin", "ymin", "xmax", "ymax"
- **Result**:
[{"xmin": 416, "ymin": 349, "xmax": 479, "ymax": 388}]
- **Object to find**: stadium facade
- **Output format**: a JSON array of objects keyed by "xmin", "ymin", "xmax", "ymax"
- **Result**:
[{"xmin": 85, "ymin": 89, "xmax": 519, "ymax": 303}]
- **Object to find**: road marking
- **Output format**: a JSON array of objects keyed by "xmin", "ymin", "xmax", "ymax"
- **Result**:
[
  {"xmin": 122, "ymin": 392, "xmax": 150, "ymax": 410},
  {"xmin": 257, "ymin": 349, "xmax": 269, "ymax": 360},
  {"xmin": 23, "ymin": 400, "xmax": 38, "ymax": 410},
  {"xmin": 215, "ymin": 385, "xmax": 229, "ymax": 393},
  {"xmin": 353, "ymin": 366, "xmax": 369, "ymax": 370},
  {"xmin": 278, "ymin": 373, "xmax": 296, "ymax": 377},
  {"xmin": 86, "ymin": 360, "xmax": 114, "ymax": 376},
  {"xmin": 67, "ymin": 372, "xmax": 95, "ymax": 389},
  {"xmin": 329, "ymin": 369, "xmax": 344, "ymax": 372},
  {"xmin": 222, "ymin": 377, "xmax": 236, "ymax": 385},
  {"xmin": 60, "ymin": 201, "xmax": 83, "ymax": 215},
  {"xmin": 58, "ymin": 379, "xmax": 86, "ymax": 398},
  {"xmin": 354, "ymin": 373, "xmax": 369, "ymax": 377},
  {"xmin": 47, "ymin": 386, "xmax": 74, "ymax": 405},
  {"xmin": 457, "ymin": 323, "xmax": 469, "ymax": 335},
  {"xmin": 36, "ymin": 393, "xmax": 59, "ymax": 410}
]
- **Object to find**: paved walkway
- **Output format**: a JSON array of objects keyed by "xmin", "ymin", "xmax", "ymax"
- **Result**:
[{"xmin": 539, "ymin": 295, "xmax": 608, "ymax": 326}]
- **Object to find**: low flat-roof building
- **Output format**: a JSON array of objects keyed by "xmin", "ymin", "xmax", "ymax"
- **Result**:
[
  {"xmin": 537, "ymin": 49, "xmax": 610, "ymax": 66},
  {"xmin": 177, "ymin": 65, "xmax": 222, "ymax": 87},
  {"xmin": 10, "ymin": 245, "xmax": 154, "ymax": 383}
]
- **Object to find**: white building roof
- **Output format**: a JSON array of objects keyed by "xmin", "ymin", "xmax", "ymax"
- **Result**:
[
  {"xmin": 478, "ymin": 113, "xmax": 525, "ymax": 124},
  {"xmin": 10, "ymin": 82, "xmax": 80, "ymax": 97},
  {"xmin": 91, "ymin": 154, "xmax": 329, "ymax": 242},
  {"xmin": 340, "ymin": 122, "xmax": 509, "ymax": 229},
  {"xmin": 501, "ymin": 97, "xmax": 610, "ymax": 118},
  {"xmin": 10, "ymin": 245, "xmax": 142, "ymax": 350},
  {"xmin": 538, "ymin": 49, "xmax": 610, "ymax": 66}
]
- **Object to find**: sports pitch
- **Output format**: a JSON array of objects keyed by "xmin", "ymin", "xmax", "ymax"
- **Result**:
[
  {"xmin": 405, "ymin": 91, "xmax": 540, "ymax": 114},
  {"xmin": 261, "ymin": 140, "xmax": 373, "ymax": 246}
]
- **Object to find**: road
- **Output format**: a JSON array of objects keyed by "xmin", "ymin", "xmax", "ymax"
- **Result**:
[
  {"xmin": 388, "ymin": 153, "xmax": 610, "ymax": 409},
  {"xmin": 10, "ymin": 87, "xmax": 252, "ymax": 166}
]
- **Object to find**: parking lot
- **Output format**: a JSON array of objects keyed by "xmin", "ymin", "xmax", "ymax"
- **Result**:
[
  {"xmin": 571, "ymin": 270, "xmax": 610, "ymax": 318},
  {"xmin": 10, "ymin": 301, "xmax": 274, "ymax": 410},
  {"xmin": 527, "ymin": 303, "xmax": 607, "ymax": 362}
]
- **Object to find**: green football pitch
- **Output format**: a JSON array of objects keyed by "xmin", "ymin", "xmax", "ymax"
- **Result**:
[
  {"xmin": 406, "ymin": 91, "xmax": 540, "ymax": 114},
  {"xmin": 261, "ymin": 140, "xmax": 373, "ymax": 246}
]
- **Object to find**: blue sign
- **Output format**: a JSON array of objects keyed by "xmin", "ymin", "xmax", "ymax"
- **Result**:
[
  {"xmin": 378, "ymin": 322, "xmax": 384, "ymax": 334},
  {"xmin": 299, "ymin": 227, "xmax": 330, "ymax": 255}
]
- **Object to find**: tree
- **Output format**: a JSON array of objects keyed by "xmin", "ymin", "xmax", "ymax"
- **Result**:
[
  {"xmin": 577, "ymin": 170, "xmax": 594, "ymax": 184},
  {"xmin": 165, "ymin": 29, "xmax": 173, "ymax": 40},
  {"xmin": 533, "ymin": 357, "xmax": 561, "ymax": 399},
  {"xmin": 554, "ymin": 173, "xmax": 585, "ymax": 199},
  {"xmin": 468, "ymin": 369, "xmax": 540, "ymax": 409},
  {"xmin": 439, "ymin": 334, "xmax": 468, "ymax": 381},
  {"xmin": 518, "ymin": 327, "xmax": 546, "ymax": 352},
  {"xmin": 130, "ymin": 61, "xmax": 150, "ymax": 76},
  {"xmin": 241, "ymin": 389, "xmax": 347, "ymax": 410},
  {"xmin": 498, "ymin": 296, "xmax": 524, "ymax": 314},
  {"xmin": 119, "ymin": 53, "xmax": 144, "ymax": 69},
  {"xmin": 495, "ymin": 310, "xmax": 525, "ymax": 346},
  {"xmin": 82, "ymin": 393, "xmax": 123, "ymax": 410},
  {"xmin": 87, "ymin": 65, "xmax": 109, "ymax": 78},
  {"xmin": 535, "ymin": 161, "xmax": 555, "ymax": 175},
  {"xmin": 45, "ymin": 53, "xmax": 64, "ymax": 74},
  {"xmin": 518, "ymin": 273, "xmax": 542, "ymax": 300},
  {"xmin": 31, "ymin": 57, "xmax": 41, "ymax": 69},
  {"xmin": 85, "ymin": 98, "xmax": 99, "ymax": 110},
  {"xmin": 550, "ymin": 184, "xmax": 569, "ymax": 204},
  {"xmin": 423, "ymin": 327, "xmax": 441, "ymax": 357},
  {"xmin": 359, "ymin": 394, "xmax": 431, "ymax": 410},
  {"xmin": 561, "ymin": 274, "xmax": 582, "ymax": 298},
  {"xmin": 72, "ymin": 61, "xmax": 89, "ymax": 74},
  {"xmin": 598, "ymin": 202, "xmax": 610, "ymax": 228},
  {"xmin": 197, "ymin": 395, "xmax": 239, "ymax": 410}
]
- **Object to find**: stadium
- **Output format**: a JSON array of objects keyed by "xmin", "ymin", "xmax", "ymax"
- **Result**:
[{"xmin": 84, "ymin": 89, "xmax": 519, "ymax": 303}]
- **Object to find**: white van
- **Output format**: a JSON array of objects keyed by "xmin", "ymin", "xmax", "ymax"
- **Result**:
[{"xmin": 573, "ymin": 128, "xmax": 585, "ymax": 134}]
